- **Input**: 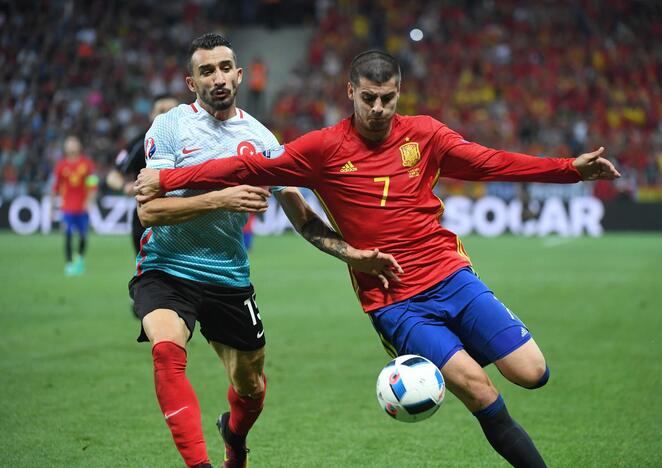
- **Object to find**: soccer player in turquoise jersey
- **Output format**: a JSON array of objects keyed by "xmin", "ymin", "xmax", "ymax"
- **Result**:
[
  {"xmin": 130, "ymin": 35, "xmax": 402, "ymax": 468},
  {"xmin": 137, "ymin": 50, "xmax": 620, "ymax": 467}
]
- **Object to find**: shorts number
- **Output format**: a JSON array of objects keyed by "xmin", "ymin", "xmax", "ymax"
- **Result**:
[{"xmin": 243, "ymin": 295, "xmax": 261, "ymax": 326}]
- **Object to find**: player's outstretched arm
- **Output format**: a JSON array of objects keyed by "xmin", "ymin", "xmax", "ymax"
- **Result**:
[
  {"xmin": 137, "ymin": 186, "xmax": 270, "ymax": 227},
  {"xmin": 276, "ymin": 188, "xmax": 403, "ymax": 289},
  {"xmin": 571, "ymin": 147, "xmax": 621, "ymax": 180}
]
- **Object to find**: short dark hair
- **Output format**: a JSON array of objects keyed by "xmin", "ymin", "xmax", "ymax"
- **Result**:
[
  {"xmin": 349, "ymin": 50, "xmax": 401, "ymax": 87},
  {"xmin": 187, "ymin": 33, "xmax": 236, "ymax": 73}
]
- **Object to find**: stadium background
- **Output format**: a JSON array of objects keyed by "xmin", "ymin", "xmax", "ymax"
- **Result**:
[{"xmin": 1, "ymin": 1, "xmax": 660, "ymax": 467}]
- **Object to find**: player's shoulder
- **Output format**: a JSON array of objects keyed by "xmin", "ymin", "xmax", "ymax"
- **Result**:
[
  {"xmin": 235, "ymin": 109, "xmax": 272, "ymax": 133},
  {"xmin": 307, "ymin": 117, "xmax": 349, "ymax": 144},
  {"xmin": 397, "ymin": 114, "xmax": 446, "ymax": 133},
  {"xmin": 233, "ymin": 108, "xmax": 279, "ymax": 146},
  {"xmin": 150, "ymin": 103, "xmax": 196, "ymax": 130}
]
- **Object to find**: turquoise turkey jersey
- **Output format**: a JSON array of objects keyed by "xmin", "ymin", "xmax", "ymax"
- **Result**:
[{"xmin": 135, "ymin": 102, "xmax": 282, "ymax": 287}]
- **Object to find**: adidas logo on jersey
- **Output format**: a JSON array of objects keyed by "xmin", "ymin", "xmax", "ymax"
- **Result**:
[{"xmin": 340, "ymin": 161, "xmax": 357, "ymax": 172}]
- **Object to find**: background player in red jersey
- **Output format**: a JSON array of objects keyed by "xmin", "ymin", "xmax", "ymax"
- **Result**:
[
  {"xmin": 52, "ymin": 135, "xmax": 98, "ymax": 276},
  {"xmin": 136, "ymin": 50, "xmax": 620, "ymax": 467}
]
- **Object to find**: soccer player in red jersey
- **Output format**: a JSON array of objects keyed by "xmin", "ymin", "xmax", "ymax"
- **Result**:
[
  {"xmin": 136, "ymin": 50, "xmax": 620, "ymax": 466},
  {"xmin": 52, "ymin": 135, "xmax": 98, "ymax": 276}
]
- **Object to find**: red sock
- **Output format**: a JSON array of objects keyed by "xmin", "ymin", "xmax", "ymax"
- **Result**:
[
  {"xmin": 227, "ymin": 374, "xmax": 267, "ymax": 436},
  {"xmin": 152, "ymin": 341, "xmax": 209, "ymax": 467}
]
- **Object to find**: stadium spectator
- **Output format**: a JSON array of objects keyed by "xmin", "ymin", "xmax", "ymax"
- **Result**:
[
  {"xmin": 268, "ymin": 1, "xmax": 662, "ymax": 200},
  {"xmin": 247, "ymin": 56, "xmax": 268, "ymax": 120},
  {"xmin": 1, "ymin": 1, "xmax": 659, "ymax": 201}
]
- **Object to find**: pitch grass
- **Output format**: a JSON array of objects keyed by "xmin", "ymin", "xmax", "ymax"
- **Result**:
[{"xmin": 0, "ymin": 232, "xmax": 660, "ymax": 467}]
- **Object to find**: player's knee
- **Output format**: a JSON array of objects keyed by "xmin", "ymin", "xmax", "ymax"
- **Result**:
[
  {"xmin": 525, "ymin": 365, "xmax": 550, "ymax": 389},
  {"xmin": 511, "ymin": 362, "xmax": 549, "ymax": 389},
  {"xmin": 230, "ymin": 371, "xmax": 265, "ymax": 398}
]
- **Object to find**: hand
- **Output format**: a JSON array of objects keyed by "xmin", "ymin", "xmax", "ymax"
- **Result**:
[
  {"xmin": 347, "ymin": 248, "xmax": 404, "ymax": 290},
  {"xmin": 105, "ymin": 169, "xmax": 125, "ymax": 191},
  {"xmin": 572, "ymin": 147, "xmax": 621, "ymax": 180},
  {"xmin": 135, "ymin": 168, "xmax": 163, "ymax": 203},
  {"xmin": 208, "ymin": 185, "xmax": 271, "ymax": 213}
]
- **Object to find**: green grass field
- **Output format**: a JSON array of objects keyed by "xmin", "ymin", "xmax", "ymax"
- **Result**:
[{"xmin": 1, "ymin": 232, "xmax": 660, "ymax": 467}]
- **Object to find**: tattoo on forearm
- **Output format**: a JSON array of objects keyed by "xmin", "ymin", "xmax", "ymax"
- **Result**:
[{"xmin": 300, "ymin": 218, "xmax": 349, "ymax": 261}]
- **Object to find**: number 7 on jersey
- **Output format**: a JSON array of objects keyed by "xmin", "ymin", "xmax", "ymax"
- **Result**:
[{"xmin": 373, "ymin": 176, "xmax": 390, "ymax": 207}]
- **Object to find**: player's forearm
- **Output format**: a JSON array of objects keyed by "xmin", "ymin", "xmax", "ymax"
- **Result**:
[
  {"xmin": 160, "ymin": 157, "xmax": 264, "ymax": 191},
  {"xmin": 160, "ymin": 152, "xmax": 313, "ymax": 192},
  {"xmin": 137, "ymin": 194, "xmax": 219, "ymax": 227},
  {"xmin": 445, "ymin": 145, "xmax": 583, "ymax": 183},
  {"xmin": 299, "ymin": 217, "xmax": 355, "ymax": 264},
  {"xmin": 276, "ymin": 188, "xmax": 353, "ymax": 262}
]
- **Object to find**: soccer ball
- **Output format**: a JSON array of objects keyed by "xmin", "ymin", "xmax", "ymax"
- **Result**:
[{"xmin": 376, "ymin": 354, "xmax": 445, "ymax": 423}]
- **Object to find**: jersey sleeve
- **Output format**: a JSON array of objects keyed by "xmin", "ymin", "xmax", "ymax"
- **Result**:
[
  {"xmin": 85, "ymin": 158, "xmax": 99, "ymax": 190},
  {"xmin": 259, "ymin": 127, "xmax": 286, "ymax": 193},
  {"xmin": 145, "ymin": 113, "xmax": 178, "ymax": 170},
  {"xmin": 434, "ymin": 126, "xmax": 582, "ymax": 183},
  {"xmin": 160, "ymin": 130, "xmax": 326, "ymax": 192}
]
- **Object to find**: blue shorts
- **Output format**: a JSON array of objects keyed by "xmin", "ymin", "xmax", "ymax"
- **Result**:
[
  {"xmin": 369, "ymin": 268, "xmax": 531, "ymax": 368},
  {"xmin": 61, "ymin": 212, "xmax": 89, "ymax": 236}
]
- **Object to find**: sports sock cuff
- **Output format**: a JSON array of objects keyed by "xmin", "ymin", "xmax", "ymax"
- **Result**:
[
  {"xmin": 152, "ymin": 341, "xmax": 186, "ymax": 354},
  {"xmin": 228, "ymin": 375, "xmax": 267, "ymax": 407},
  {"xmin": 473, "ymin": 394, "xmax": 505, "ymax": 420}
]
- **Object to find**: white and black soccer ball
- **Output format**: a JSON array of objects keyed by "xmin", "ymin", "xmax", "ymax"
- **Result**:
[{"xmin": 376, "ymin": 354, "xmax": 445, "ymax": 423}]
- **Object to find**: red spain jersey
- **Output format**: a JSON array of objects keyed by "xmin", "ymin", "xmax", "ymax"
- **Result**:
[
  {"xmin": 160, "ymin": 114, "xmax": 582, "ymax": 312},
  {"xmin": 53, "ymin": 155, "xmax": 96, "ymax": 213}
]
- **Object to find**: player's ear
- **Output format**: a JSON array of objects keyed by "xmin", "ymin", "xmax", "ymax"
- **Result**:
[
  {"xmin": 347, "ymin": 81, "xmax": 354, "ymax": 100},
  {"xmin": 236, "ymin": 67, "xmax": 243, "ymax": 85},
  {"xmin": 185, "ymin": 75, "xmax": 196, "ymax": 93}
]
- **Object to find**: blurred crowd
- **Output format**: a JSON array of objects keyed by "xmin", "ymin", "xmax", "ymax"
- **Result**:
[
  {"xmin": 270, "ymin": 0, "xmax": 662, "ymax": 201},
  {"xmin": 2, "ymin": 0, "xmax": 661, "ymax": 202},
  {"xmin": 0, "ymin": 0, "xmax": 313, "ymax": 199}
]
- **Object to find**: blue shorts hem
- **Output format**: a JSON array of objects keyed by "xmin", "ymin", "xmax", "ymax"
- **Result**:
[
  {"xmin": 491, "ymin": 332, "xmax": 532, "ymax": 362},
  {"xmin": 438, "ymin": 344, "xmax": 464, "ymax": 369}
]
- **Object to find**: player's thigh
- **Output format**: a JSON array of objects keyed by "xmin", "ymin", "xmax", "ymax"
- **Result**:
[
  {"xmin": 369, "ymin": 302, "xmax": 463, "ymax": 370},
  {"xmin": 211, "ymin": 341, "xmax": 265, "ymax": 397},
  {"xmin": 198, "ymin": 283, "xmax": 266, "ymax": 355},
  {"xmin": 76, "ymin": 213, "xmax": 90, "ymax": 236},
  {"xmin": 495, "ymin": 338, "xmax": 547, "ymax": 388},
  {"xmin": 441, "ymin": 349, "xmax": 499, "ymax": 412},
  {"xmin": 142, "ymin": 308, "xmax": 190, "ymax": 347},
  {"xmin": 61, "ymin": 213, "xmax": 75, "ymax": 236},
  {"xmin": 129, "ymin": 270, "xmax": 199, "ymax": 346},
  {"xmin": 455, "ymin": 291, "xmax": 534, "ymax": 367}
]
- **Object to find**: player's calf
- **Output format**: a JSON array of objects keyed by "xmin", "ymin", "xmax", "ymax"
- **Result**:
[{"xmin": 442, "ymin": 350, "xmax": 499, "ymax": 412}]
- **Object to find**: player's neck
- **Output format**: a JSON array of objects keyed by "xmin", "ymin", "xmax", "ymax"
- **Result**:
[
  {"xmin": 354, "ymin": 121, "xmax": 393, "ymax": 144},
  {"xmin": 197, "ymin": 99, "xmax": 236, "ymax": 121}
]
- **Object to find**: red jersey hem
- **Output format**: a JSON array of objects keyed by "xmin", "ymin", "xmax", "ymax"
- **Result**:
[{"xmin": 359, "ymin": 261, "xmax": 472, "ymax": 313}]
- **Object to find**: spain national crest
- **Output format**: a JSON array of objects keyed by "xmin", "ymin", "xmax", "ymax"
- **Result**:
[{"xmin": 399, "ymin": 142, "xmax": 421, "ymax": 167}]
